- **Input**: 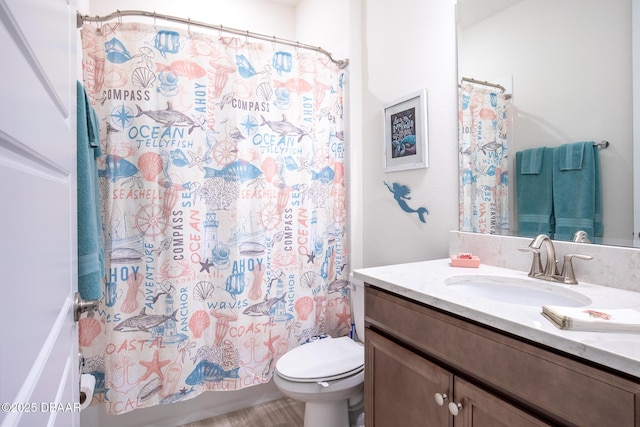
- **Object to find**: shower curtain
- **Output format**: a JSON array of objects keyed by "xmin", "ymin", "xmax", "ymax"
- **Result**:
[
  {"xmin": 458, "ymin": 83, "xmax": 510, "ymax": 234},
  {"xmin": 79, "ymin": 21, "xmax": 349, "ymax": 414}
]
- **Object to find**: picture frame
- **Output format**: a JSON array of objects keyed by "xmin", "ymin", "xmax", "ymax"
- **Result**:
[{"xmin": 382, "ymin": 89, "xmax": 428, "ymax": 172}]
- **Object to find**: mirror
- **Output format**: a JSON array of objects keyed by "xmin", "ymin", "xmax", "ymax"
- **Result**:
[{"xmin": 457, "ymin": 0, "xmax": 636, "ymax": 246}]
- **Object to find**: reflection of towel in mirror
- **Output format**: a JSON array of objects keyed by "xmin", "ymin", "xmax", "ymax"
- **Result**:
[
  {"xmin": 552, "ymin": 142, "xmax": 603, "ymax": 241},
  {"xmin": 77, "ymin": 81, "xmax": 105, "ymax": 301},
  {"xmin": 516, "ymin": 147, "xmax": 554, "ymax": 237}
]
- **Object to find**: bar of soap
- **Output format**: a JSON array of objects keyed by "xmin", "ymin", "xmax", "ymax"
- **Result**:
[{"xmin": 450, "ymin": 254, "xmax": 480, "ymax": 268}]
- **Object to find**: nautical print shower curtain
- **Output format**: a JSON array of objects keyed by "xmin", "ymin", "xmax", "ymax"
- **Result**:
[
  {"xmin": 79, "ymin": 21, "xmax": 349, "ymax": 414},
  {"xmin": 458, "ymin": 83, "xmax": 510, "ymax": 234}
]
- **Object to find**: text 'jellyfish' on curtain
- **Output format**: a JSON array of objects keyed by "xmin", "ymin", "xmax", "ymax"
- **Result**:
[{"xmin": 79, "ymin": 20, "xmax": 349, "ymax": 415}]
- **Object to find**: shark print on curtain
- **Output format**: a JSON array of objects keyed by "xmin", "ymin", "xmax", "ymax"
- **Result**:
[
  {"xmin": 79, "ymin": 22, "xmax": 349, "ymax": 414},
  {"xmin": 458, "ymin": 83, "xmax": 510, "ymax": 234}
]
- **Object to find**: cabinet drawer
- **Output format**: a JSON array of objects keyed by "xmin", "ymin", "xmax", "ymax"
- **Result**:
[{"xmin": 366, "ymin": 285, "xmax": 640, "ymax": 427}]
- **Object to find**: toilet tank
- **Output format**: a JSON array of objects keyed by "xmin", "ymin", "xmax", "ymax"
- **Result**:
[{"xmin": 349, "ymin": 273, "xmax": 365, "ymax": 342}]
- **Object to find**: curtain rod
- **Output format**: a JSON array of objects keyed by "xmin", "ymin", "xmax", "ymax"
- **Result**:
[
  {"xmin": 76, "ymin": 10, "xmax": 349, "ymax": 69},
  {"xmin": 460, "ymin": 77, "xmax": 506, "ymax": 93}
]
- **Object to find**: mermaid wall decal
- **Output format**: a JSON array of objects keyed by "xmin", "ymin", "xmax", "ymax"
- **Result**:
[{"xmin": 384, "ymin": 181, "xmax": 429, "ymax": 223}]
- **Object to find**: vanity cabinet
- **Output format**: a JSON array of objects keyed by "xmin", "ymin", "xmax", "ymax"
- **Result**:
[
  {"xmin": 364, "ymin": 285, "xmax": 640, "ymax": 427},
  {"xmin": 366, "ymin": 329, "xmax": 549, "ymax": 426}
]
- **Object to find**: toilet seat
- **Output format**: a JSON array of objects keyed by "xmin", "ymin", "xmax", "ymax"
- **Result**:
[{"xmin": 275, "ymin": 336, "xmax": 364, "ymax": 383}]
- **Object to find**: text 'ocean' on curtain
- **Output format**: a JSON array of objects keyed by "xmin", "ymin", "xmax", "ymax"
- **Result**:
[
  {"xmin": 458, "ymin": 83, "xmax": 510, "ymax": 234},
  {"xmin": 79, "ymin": 22, "xmax": 349, "ymax": 415}
]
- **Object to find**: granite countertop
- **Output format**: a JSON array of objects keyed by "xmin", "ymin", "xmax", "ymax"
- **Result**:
[{"xmin": 353, "ymin": 258, "xmax": 640, "ymax": 379}]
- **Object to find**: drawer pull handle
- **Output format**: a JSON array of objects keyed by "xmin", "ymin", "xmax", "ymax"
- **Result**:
[
  {"xmin": 448, "ymin": 401, "xmax": 463, "ymax": 416},
  {"xmin": 434, "ymin": 393, "xmax": 448, "ymax": 406}
]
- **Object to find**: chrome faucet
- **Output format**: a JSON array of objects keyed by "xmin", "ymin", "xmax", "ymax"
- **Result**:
[
  {"xmin": 518, "ymin": 234, "xmax": 593, "ymax": 284},
  {"xmin": 572, "ymin": 230, "xmax": 591, "ymax": 243}
]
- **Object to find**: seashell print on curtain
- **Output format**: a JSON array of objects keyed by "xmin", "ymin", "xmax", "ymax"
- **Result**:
[
  {"xmin": 79, "ymin": 22, "xmax": 349, "ymax": 414},
  {"xmin": 458, "ymin": 83, "xmax": 510, "ymax": 234}
]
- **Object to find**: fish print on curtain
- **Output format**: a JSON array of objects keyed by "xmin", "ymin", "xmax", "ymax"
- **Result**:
[
  {"xmin": 79, "ymin": 22, "xmax": 349, "ymax": 414},
  {"xmin": 458, "ymin": 83, "xmax": 510, "ymax": 234}
]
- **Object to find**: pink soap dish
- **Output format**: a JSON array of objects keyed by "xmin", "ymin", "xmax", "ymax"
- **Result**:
[{"xmin": 450, "ymin": 254, "xmax": 480, "ymax": 268}]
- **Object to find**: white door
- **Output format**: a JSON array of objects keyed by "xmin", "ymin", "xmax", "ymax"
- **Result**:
[{"xmin": 0, "ymin": 0, "xmax": 80, "ymax": 426}]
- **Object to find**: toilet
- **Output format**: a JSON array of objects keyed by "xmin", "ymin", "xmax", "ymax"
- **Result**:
[{"xmin": 273, "ymin": 275, "xmax": 365, "ymax": 427}]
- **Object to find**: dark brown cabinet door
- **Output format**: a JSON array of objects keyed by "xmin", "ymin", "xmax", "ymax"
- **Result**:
[
  {"xmin": 365, "ymin": 329, "xmax": 451, "ymax": 426},
  {"xmin": 452, "ymin": 377, "xmax": 551, "ymax": 427}
]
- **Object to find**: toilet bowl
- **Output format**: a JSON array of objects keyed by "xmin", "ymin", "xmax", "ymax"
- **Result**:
[{"xmin": 273, "ymin": 275, "xmax": 365, "ymax": 427}]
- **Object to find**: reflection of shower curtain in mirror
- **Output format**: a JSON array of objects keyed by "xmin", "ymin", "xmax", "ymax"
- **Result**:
[
  {"xmin": 80, "ymin": 21, "xmax": 349, "ymax": 414},
  {"xmin": 458, "ymin": 84, "xmax": 510, "ymax": 234}
]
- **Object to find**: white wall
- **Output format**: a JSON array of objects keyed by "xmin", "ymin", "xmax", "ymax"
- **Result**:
[
  {"xmin": 361, "ymin": 0, "xmax": 459, "ymax": 267},
  {"xmin": 87, "ymin": 0, "xmax": 297, "ymax": 37},
  {"xmin": 459, "ymin": 0, "xmax": 634, "ymax": 243}
]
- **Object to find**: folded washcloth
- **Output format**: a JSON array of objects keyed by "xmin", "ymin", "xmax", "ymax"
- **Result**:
[
  {"xmin": 77, "ymin": 81, "xmax": 105, "ymax": 301},
  {"xmin": 552, "ymin": 142, "xmax": 602, "ymax": 241},
  {"xmin": 520, "ymin": 147, "xmax": 545, "ymax": 175},
  {"xmin": 516, "ymin": 147, "xmax": 554, "ymax": 237},
  {"xmin": 558, "ymin": 141, "xmax": 586, "ymax": 170}
]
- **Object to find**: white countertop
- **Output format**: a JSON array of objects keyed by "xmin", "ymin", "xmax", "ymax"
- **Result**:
[{"xmin": 354, "ymin": 258, "xmax": 640, "ymax": 379}]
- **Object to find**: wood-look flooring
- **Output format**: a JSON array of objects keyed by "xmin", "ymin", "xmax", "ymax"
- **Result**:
[{"xmin": 180, "ymin": 397, "xmax": 305, "ymax": 427}]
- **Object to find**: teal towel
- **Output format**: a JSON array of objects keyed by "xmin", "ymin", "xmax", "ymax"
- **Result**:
[
  {"xmin": 77, "ymin": 81, "xmax": 105, "ymax": 301},
  {"xmin": 516, "ymin": 148, "xmax": 554, "ymax": 237},
  {"xmin": 552, "ymin": 142, "xmax": 603, "ymax": 241},
  {"xmin": 520, "ymin": 147, "xmax": 545, "ymax": 175},
  {"xmin": 558, "ymin": 141, "xmax": 585, "ymax": 170},
  {"xmin": 593, "ymin": 149, "xmax": 603, "ymax": 238}
]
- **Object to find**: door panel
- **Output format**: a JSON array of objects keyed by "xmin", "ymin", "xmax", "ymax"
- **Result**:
[
  {"xmin": 453, "ymin": 377, "xmax": 551, "ymax": 427},
  {"xmin": 3, "ymin": 0, "xmax": 72, "ymax": 115},
  {"xmin": 0, "ymin": 0, "xmax": 78, "ymax": 426},
  {"xmin": 365, "ymin": 329, "xmax": 451, "ymax": 426}
]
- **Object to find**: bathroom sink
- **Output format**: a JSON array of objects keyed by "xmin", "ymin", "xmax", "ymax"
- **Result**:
[{"xmin": 445, "ymin": 275, "xmax": 592, "ymax": 307}]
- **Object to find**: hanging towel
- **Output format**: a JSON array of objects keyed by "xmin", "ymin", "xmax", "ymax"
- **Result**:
[
  {"xmin": 77, "ymin": 81, "xmax": 105, "ymax": 301},
  {"xmin": 552, "ymin": 141, "xmax": 602, "ymax": 241},
  {"xmin": 516, "ymin": 147, "xmax": 554, "ymax": 237},
  {"xmin": 593, "ymin": 150, "xmax": 603, "ymax": 238}
]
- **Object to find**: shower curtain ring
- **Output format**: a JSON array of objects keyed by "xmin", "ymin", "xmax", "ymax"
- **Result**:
[{"xmin": 188, "ymin": 18, "xmax": 191, "ymax": 37}]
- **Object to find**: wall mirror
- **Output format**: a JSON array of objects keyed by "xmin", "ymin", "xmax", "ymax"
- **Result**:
[{"xmin": 457, "ymin": 0, "xmax": 639, "ymax": 247}]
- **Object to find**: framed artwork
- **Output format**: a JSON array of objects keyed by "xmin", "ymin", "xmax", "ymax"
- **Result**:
[{"xmin": 382, "ymin": 89, "xmax": 428, "ymax": 172}]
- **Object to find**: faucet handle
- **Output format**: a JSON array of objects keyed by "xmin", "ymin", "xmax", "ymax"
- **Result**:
[
  {"xmin": 518, "ymin": 247, "xmax": 543, "ymax": 277},
  {"xmin": 562, "ymin": 253, "xmax": 593, "ymax": 284}
]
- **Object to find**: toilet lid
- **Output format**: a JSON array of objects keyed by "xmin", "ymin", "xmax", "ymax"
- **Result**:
[{"xmin": 275, "ymin": 336, "xmax": 364, "ymax": 382}]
